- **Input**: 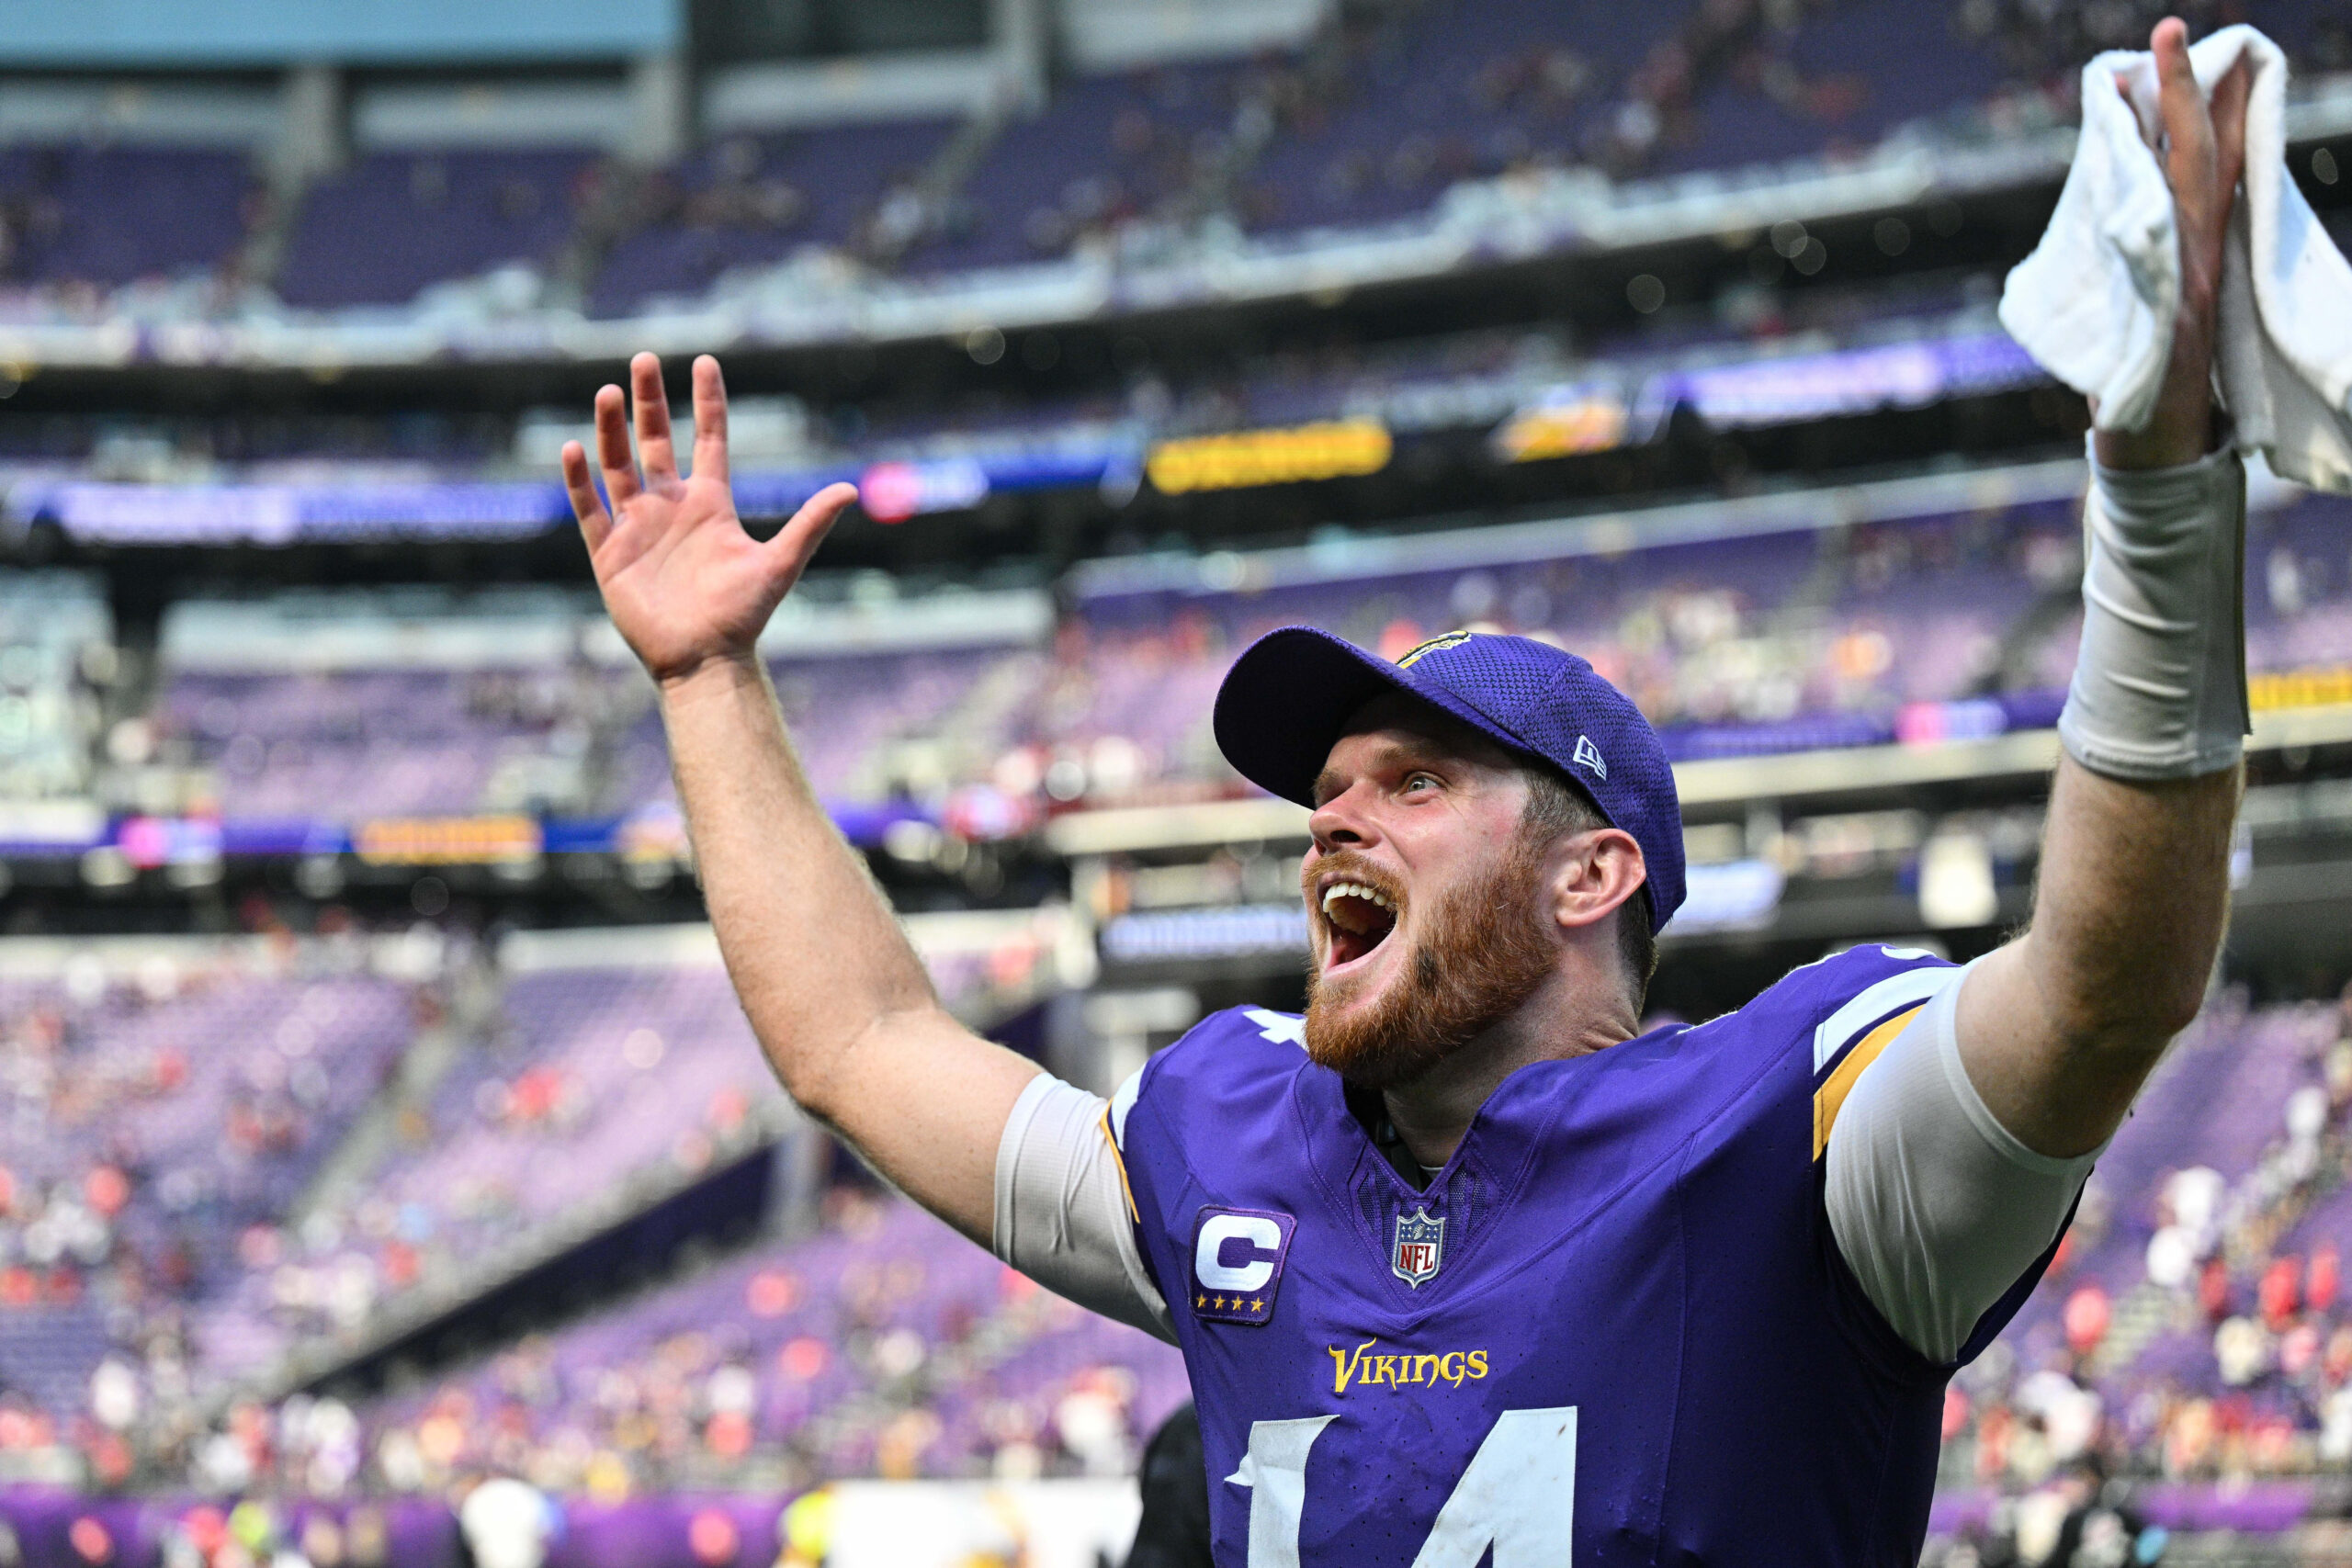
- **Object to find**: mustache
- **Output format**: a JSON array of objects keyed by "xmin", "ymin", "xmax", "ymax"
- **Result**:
[{"xmin": 1303, "ymin": 849, "xmax": 1408, "ymax": 911}]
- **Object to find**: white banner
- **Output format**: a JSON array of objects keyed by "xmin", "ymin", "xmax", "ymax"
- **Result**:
[{"xmin": 825, "ymin": 1479, "xmax": 1142, "ymax": 1568}]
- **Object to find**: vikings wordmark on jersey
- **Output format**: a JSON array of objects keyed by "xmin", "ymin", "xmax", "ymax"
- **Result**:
[{"xmin": 1106, "ymin": 944, "xmax": 2057, "ymax": 1567}]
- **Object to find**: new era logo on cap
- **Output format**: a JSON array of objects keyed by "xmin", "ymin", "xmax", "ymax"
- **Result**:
[{"xmin": 1573, "ymin": 735, "xmax": 1607, "ymax": 780}]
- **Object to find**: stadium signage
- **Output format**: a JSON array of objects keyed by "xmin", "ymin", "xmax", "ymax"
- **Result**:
[
  {"xmin": 1100, "ymin": 904, "xmax": 1311, "ymax": 963},
  {"xmin": 2251, "ymin": 666, "xmax": 2352, "ymax": 712},
  {"xmin": 1146, "ymin": 421, "xmax": 1391, "ymax": 494},
  {"xmin": 0, "ymin": 799, "xmax": 106, "ymax": 852},
  {"xmin": 1488, "ymin": 386, "xmax": 1631, "ymax": 462},
  {"xmin": 856, "ymin": 458, "xmax": 990, "ymax": 524},
  {"xmin": 116, "ymin": 816, "xmax": 222, "ymax": 870},
  {"xmin": 1327, "ymin": 1338, "xmax": 1489, "ymax": 1394},
  {"xmin": 353, "ymin": 816, "xmax": 542, "ymax": 866},
  {"xmin": 1653, "ymin": 334, "xmax": 2041, "ymax": 429},
  {"xmin": 11, "ymin": 481, "xmax": 568, "ymax": 546}
]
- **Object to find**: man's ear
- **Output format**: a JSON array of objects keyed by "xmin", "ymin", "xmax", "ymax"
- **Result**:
[{"xmin": 1547, "ymin": 828, "xmax": 1647, "ymax": 935}]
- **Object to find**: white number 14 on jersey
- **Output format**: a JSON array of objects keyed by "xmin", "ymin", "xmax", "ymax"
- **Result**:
[{"xmin": 1227, "ymin": 1406, "xmax": 1577, "ymax": 1566}]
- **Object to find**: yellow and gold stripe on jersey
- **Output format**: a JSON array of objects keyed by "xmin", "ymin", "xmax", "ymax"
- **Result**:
[{"xmin": 1808, "ymin": 965, "xmax": 1957, "ymax": 1160}]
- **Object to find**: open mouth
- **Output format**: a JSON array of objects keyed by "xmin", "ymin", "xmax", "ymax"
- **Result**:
[{"xmin": 1319, "ymin": 880, "xmax": 1400, "ymax": 971}]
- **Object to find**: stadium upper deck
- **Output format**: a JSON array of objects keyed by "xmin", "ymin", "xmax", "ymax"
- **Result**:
[{"xmin": 0, "ymin": 0, "xmax": 2341, "ymax": 371}]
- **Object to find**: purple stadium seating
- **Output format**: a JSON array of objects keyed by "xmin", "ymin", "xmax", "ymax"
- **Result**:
[
  {"xmin": 590, "ymin": 118, "xmax": 957, "ymax": 314},
  {"xmin": 0, "ymin": 963, "xmax": 416, "ymax": 1425},
  {"xmin": 0, "ymin": 146, "xmax": 254, "ymax": 288},
  {"xmin": 153, "ymin": 487, "xmax": 2352, "ymax": 828},
  {"xmin": 1944, "ymin": 989, "xmax": 2352, "ymax": 1491},
  {"xmin": 910, "ymin": 62, "xmax": 1248, "ymax": 273},
  {"xmin": 276, "ymin": 150, "xmax": 596, "ymax": 310},
  {"xmin": 355, "ymin": 1192, "xmax": 1184, "ymax": 1491},
  {"xmin": 605, "ymin": 646, "xmax": 1049, "ymax": 817},
  {"xmin": 1241, "ymin": 0, "xmax": 1692, "ymax": 233},
  {"xmin": 159, "ymin": 665, "xmax": 619, "ymax": 822},
  {"xmin": 0, "ymin": 2, "xmax": 2344, "ymax": 305}
]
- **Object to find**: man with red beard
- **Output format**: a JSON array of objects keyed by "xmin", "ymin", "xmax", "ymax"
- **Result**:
[{"xmin": 564, "ymin": 21, "xmax": 2248, "ymax": 1562}]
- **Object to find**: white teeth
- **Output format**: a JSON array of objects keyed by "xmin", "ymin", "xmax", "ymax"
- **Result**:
[{"xmin": 1319, "ymin": 882, "xmax": 1396, "ymax": 917}]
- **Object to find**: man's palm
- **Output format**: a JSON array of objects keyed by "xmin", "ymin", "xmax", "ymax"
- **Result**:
[
  {"xmin": 564, "ymin": 352, "xmax": 858, "ymax": 686},
  {"xmin": 594, "ymin": 468, "xmax": 778, "ymax": 682}
]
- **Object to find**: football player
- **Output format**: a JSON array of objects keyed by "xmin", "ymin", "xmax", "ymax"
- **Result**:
[{"xmin": 563, "ymin": 20, "xmax": 2249, "ymax": 1562}]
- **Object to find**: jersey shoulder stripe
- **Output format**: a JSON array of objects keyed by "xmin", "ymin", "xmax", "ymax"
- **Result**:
[
  {"xmin": 1811, "ymin": 1004, "xmax": 1925, "ymax": 1159},
  {"xmin": 1097, "ymin": 1106, "xmax": 1142, "ymax": 1223},
  {"xmin": 1109, "ymin": 1061, "xmax": 1147, "ymax": 1150},
  {"xmin": 1809, "ymin": 959, "xmax": 1959, "ymax": 1076}
]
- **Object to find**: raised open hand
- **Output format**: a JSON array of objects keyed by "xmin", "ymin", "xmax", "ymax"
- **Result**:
[
  {"xmin": 2096, "ymin": 17, "xmax": 2250, "ymax": 468},
  {"xmin": 564, "ymin": 353, "xmax": 859, "ymax": 687}
]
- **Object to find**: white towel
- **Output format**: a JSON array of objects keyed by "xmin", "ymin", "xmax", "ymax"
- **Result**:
[{"xmin": 1998, "ymin": 25, "xmax": 2352, "ymax": 492}]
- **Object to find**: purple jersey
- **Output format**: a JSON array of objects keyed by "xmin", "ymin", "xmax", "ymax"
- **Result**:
[{"xmin": 1109, "ymin": 945, "xmax": 2053, "ymax": 1566}]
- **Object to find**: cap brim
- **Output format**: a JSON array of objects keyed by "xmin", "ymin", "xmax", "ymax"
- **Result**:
[{"xmin": 1212, "ymin": 627, "xmax": 1425, "ymax": 807}]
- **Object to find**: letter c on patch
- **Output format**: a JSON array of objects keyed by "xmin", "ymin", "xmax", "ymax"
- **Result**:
[{"xmin": 1195, "ymin": 1213, "xmax": 1283, "ymax": 1292}]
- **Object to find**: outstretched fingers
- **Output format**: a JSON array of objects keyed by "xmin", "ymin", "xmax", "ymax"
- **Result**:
[
  {"xmin": 691, "ymin": 355, "xmax": 730, "ymax": 486},
  {"xmin": 2147, "ymin": 16, "xmax": 2253, "ymax": 325},
  {"xmin": 2210, "ymin": 58, "xmax": 2249, "ymax": 210},
  {"xmin": 561, "ymin": 441, "xmax": 612, "ymax": 553},
  {"xmin": 631, "ymin": 352, "xmax": 680, "ymax": 485},
  {"xmin": 2151, "ymin": 20, "xmax": 2219, "ymax": 225},
  {"xmin": 594, "ymin": 384, "xmax": 640, "ymax": 507},
  {"xmin": 765, "ymin": 482, "xmax": 861, "ymax": 592}
]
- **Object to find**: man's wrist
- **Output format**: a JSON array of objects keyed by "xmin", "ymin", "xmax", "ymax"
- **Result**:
[
  {"xmin": 2093, "ymin": 411, "xmax": 2222, "ymax": 471},
  {"xmin": 655, "ymin": 650, "xmax": 768, "ymax": 706},
  {"xmin": 2093, "ymin": 314, "xmax": 2220, "ymax": 470}
]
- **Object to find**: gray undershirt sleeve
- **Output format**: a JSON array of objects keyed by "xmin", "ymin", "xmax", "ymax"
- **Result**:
[
  {"xmin": 1826, "ymin": 963, "xmax": 2102, "ymax": 1364},
  {"xmin": 991, "ymin": 1072, "xmax": 1176, "ymax": 1344},
  {"xmin": 2057, "ymin": 441, "xmax": 2250, "ymax": 780}
]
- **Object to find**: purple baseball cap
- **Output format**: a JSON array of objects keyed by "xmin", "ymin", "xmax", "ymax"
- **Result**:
[{"xmin": 1211, "ymin": 626, "xmax": 1685, "ymax": 932}]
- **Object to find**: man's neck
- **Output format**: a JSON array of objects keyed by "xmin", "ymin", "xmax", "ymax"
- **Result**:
[{"xmin": 1379, "ymin": 987, "xmax": 1638, "ymax": 1171}]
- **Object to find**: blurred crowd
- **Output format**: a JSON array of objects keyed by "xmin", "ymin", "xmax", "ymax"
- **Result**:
[
  {"xmin": 0, "ymin": 923, "xmax": 1161, "ymax": 1512},
  {"xmin": 356, "ymin": 1190, "xmax": 1173, "ymax": 1504},
  {"xmin": 1930, "ymin": 986, "xmax": 2352, "ymax": 1562},
  {"xmin": 12, "ymin": 974, "xmax": 2352, "ymax": 1513},
  {"xmin": 0, "ymin": 935, "xmax": 439, "ymax": 1495}
]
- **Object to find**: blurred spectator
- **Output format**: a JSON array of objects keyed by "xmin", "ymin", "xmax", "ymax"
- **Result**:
[
  {"xmin": 1125, "ymin": 1404, "xmax": 1213, "ymax": 1568},
  {"xmin": 458, "ymin": 1475, "xmax": 557, "ymax": 1568}
]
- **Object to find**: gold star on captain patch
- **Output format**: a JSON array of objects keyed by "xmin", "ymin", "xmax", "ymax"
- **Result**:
[
  {"xmin": 1215, "ymin": 1296, "xmax": 1228, "ymax": 1310},
  {"xmin": 1196, "ymin": 1293, "xmax": 1208, "ymax": 1308},
  {"xmin": 1251, "ymin": 1298, "xmax": 1265, "ymax": 1313}
]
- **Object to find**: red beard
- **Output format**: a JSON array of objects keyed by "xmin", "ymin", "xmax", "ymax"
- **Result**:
[{"xmin": 1302, "ymin": 830, "xmax": 1558, "ymax": 1090}]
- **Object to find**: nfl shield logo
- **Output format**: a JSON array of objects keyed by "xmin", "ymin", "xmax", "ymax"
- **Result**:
[{"xmin": 1391, "ymin": 1206, "xmax": 1445, "ymax": 1288}]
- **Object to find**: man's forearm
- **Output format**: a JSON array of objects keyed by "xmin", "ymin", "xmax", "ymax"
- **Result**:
[
  {"xmin": 1961, "ymin": 442, "xmax": 2249, "ymax": 1159},
  {"xmin": 2033, "ymin": 758, "xmax": 2240, "ymax": 1052},
  {"xmin": 656, "ymin": 656, "xmax": 1038, "ymax": 1238},
  {"xmin": 566, "ymin": 356, "xmax": 1031, "ymax": 1244},
  {"xmin": 661, "ymin": 656, "xmax": 938, "ymax": 1104},
  {"xmin": 1962, "ymin": 757, "xmax": 2240, "ymax": 1156}
]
